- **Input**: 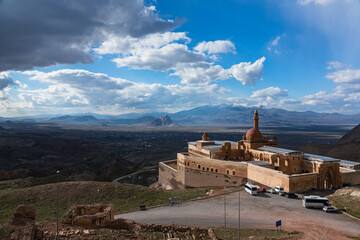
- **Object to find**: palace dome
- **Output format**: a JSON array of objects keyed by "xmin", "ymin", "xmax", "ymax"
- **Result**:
[{"xmin": 246, "ymin": 127, "xmax": 262, "ymax": 140}]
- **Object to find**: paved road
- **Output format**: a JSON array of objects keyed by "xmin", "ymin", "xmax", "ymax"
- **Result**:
[
  {"xmin": 116, "ymin": 191, "xmax": 360, "ymax": 239},
  {"xmin": 112, "ymin": 166, "xmax": 157, "ymax": 183}
]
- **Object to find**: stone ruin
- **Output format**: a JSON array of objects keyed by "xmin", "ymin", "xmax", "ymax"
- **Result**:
[
  {"xmin": 7, "ymin": 204, "xmax": 219, "ymax": 239},
  {"xmin": 10, "ymin": 205, "xmax": 36, "ymax": 240},
  {"xmin": 61, "ymin": 204, "xmax": 114, "ymax": 227}
]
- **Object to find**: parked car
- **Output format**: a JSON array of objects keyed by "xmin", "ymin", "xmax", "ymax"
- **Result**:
[
  {"xmin": 279, "ymin": 191, "xmax": 286, "ymax": 196},
  {"xmin": 269, "ymin": 189, "xmax": 276, "ymax": 194},
  {"xmin": 258, "ymin": 187, "xmax": 266, "ymax": 193},
  {"xmin": 323, "ymin": 206, "xmax": 338, "ymax": 213},
  {"xmin": 285, "ymin": 192, "xmax": 298, "ymax": 199},
  {"xmin": 275, "ymin": 186, "xmax": 284, "ymax": 193}
]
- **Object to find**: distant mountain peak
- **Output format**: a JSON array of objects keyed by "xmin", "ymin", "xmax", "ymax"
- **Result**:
[{"xmin": 150, "ymin": 115, "xmax": 174, "ymax": 127}]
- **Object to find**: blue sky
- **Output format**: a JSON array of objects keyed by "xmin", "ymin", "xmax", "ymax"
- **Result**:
[{"xmin": 1, "ymin": 0, "xmax": 360, "ymax": 117}]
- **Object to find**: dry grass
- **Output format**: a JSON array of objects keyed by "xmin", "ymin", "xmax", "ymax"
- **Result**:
[
  {"xmin": 213, "ymin": 227, "xmax": 302, "ymax": 240},
  {"xmin": 0, "ymin": 181, "xmax": 208, "ymax": 224}
]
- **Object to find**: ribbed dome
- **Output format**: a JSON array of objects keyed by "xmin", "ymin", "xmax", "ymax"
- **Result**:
[{"xmin": 246, "ymin": 127, "xmax": 262, "ymax": 140}]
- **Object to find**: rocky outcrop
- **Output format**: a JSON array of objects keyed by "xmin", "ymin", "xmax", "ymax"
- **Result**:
[{"xmin": 11, "ymin": 205, "xmax": 36, "ymax": 226}]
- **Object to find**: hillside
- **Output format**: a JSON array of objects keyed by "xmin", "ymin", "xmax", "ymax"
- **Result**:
[
  {"xmin": 0, "ymin": 181, "xmax": 207, "ymax": 225},
  {"xmin": 301, "ymin": 124, "xmax": 360, "ymax": 162}
]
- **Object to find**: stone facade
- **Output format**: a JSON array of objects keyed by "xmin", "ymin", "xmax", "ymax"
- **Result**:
[{"xmin": 158, "ymin": 109, "xmax": 360, "ymax": 192}]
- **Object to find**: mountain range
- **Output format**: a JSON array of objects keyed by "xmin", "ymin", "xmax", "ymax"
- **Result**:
[{"xmin": 1, "ymin": 104, "xmax": 360, "ymax": 126}]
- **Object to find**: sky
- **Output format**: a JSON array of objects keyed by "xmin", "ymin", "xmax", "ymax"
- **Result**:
[{"xmin": 1, "ymin": 0, "xmax": 360, "ymax": 117}]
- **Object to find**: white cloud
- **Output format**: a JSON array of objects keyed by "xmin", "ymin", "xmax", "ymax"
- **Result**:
[
  {"xmin": 112, "ymin": 43, "xmax": 205, "ymax": 71},
  {"xmin": 325, "ymin": 69, "xmax": 360, "ymax": 83},
  {"xmin": 194, "ymin": 40, "xmax": 236, "ymax": 54},
  {"xmin": 19, "ymin": 84, "xmax": 89, "ymax": 107},
  {"xmin": 23, "ymin": 69, "xmax": 132, "ymax": 90},
  {"xmin": 230, "ymin": 57, "xmax": 266, "ymax": 85},
  {"xmin": 171, "ymin": 63, "xmax": 231, "ymax": 84},
  {"xmin": 298, "ymin": 0, "xmax": 336, "ymax": 6},
  {"xmin": 250, "ymin": 87, "xmax": 288, "ymax": 106},
  {"xmin": 95, "ymin": 32, "xmax": 190, "ymax": 55},
  {"xmin": 99, "ymin": 31, "xmax": 263, "ymax": 85},
  {"xmin": 267, "ymin": 34, "xmax": 285, "ymax": 53},
  {"xmin": 326, "ymin": 61, "xmax": 351, "ymax": 70},
  {"xmin": 17, "ymin": 69, "xmax": 231, "ymax": 113}
]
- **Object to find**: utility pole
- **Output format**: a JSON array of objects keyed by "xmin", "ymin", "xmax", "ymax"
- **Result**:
[
  {"xmin": 224, "ymin": 187, "xmax": 226, "ymax": 228},
  {"xmin": 238, "ymin": 186, "xmax": 240, "ymax": 240},
  {"xmin": 56, "ymin": 170, "xmax": 60, "ymax": 240}
]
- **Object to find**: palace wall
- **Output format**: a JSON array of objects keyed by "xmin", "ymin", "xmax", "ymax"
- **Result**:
[
  {"xmin": 287, "ymin": 173, "xmax": 318, "ymax": 192},
  {"xmin": 158, "ymin": 160, "xmax": 185, "ymax": 189},
  {"xmin": 341, "ymin": 170, "xmax": 360, "ymax": 185},
  {"xmin": 182, "ymin": 167, "xmax": 246, "ymax": 188},
  {"xmin": 177, "ymin": 153, "xmax": 248, "ymax": 178},
  {"xmin": 247, "ymin": 164, "xmax": 289, "ymax": 191},
  {"xmin": 247, "ymin": 164, "xmax": 318, "ymax": 192}
]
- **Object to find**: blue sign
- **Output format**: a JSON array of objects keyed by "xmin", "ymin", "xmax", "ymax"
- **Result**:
[{"xmin": 276, "ymin": 220, "xmax": 282, "ymax": 227}]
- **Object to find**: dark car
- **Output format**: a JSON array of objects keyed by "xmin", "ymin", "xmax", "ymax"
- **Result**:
[
  {"xmin": 285, "ymin": 192, "xmax": 298, "ymax": 199},
  {"xmin": 279, "ymin": 191, "xmax": 286, "ymax": 196}
]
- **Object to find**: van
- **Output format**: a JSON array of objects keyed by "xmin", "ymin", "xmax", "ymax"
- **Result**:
[{"xmin": 275, "ymin": 186, "xmax": 284, "ymax": 193}]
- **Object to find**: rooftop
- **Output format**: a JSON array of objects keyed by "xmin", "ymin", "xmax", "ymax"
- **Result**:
[
  {"xmin": 188, "ymin": 140, "xmax": 237, "ymax": 146},
  {"xmin": 304, "ymin": 153, "xmax": 340, "ymax": 163},
  {"xmin": 340, "ymin": 160, "xmax": 360, "ymax": 167},
  {"xmin": 259, "ymin": 146, "xmax": 303, "ymax": 155},
  {"xmin": 247, "ymin": 161, "xmax": 272, "ymax": 167}
]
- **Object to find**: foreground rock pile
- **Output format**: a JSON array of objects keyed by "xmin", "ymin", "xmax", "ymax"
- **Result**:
[
  {"xmin": 34, "ymin": 219, "xmax": 217, "ymax": 240},
  {"xmin": 4, "ymin": 204, "xmax": 218, "ymax": 240}
]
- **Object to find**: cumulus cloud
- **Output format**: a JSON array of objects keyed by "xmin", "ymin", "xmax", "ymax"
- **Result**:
[
  {"xmin": 95, "ymin": 32, "xmax": 190, "ymax": 55},
  {"xmin": 100, "ymin": 30, "xmax": 264, "ymax": 85},
  {"xmin": 194, "ymin": 40, "xmax": 236, "ymax": 54},
  {"xmin": 0, "ymin": 72, "xmax": 17, "ymax": 90},
  {"xmin": 18, "ymin": 69, "xmax": 230, "ymax": 112},
  {"xmin": 230, "ymin": 57, "xmax": 266, "ymax": 85},
  {"xmin": 112, "ymin": 43, "xmax": 205, "ymax": 71},
  {"xmin": 0, "ymin": 0, "xmax": 180, "ymax": 71},
  {"xmin": 325, "ymin": 69, "xmax": 360, "ymax": 83},
  {"xmin": 171, "ymin": 63, "xmax": 231, "ymax": 84},
  {"xmin": 250, "ymin": 87, "xmax": 288, "ymax": 106},
  {"xmin": 286, "ymin": 67, "xmax": 360, "ymax": 112}
]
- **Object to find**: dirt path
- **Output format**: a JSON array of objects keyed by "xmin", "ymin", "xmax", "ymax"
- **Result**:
[{"xmin": 116, "ymin": 191, "xmax": 360, "ymax": 239}]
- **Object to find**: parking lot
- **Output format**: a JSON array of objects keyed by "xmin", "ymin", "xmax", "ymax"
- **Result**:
[{"xmin": 117, "ymin": 190, "xmax": 360, "ymax": 240}]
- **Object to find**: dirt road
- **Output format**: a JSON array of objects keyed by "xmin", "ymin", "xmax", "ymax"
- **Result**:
[{"xmin": 116, "ymin": 191, "xmax": 360, "ymax": 239}]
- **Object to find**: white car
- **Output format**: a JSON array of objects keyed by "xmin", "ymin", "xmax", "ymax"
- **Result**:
[
  {"xmin": 275, "ymin": 186, "xmax": 284, "ymax": 193},
  {"xmin": 269, "ymin": 189, "xmax": 276, "ymax": 194},
  {"xmin": 323, "ymin": 206, "xmax": 338, "ymax": 213}
]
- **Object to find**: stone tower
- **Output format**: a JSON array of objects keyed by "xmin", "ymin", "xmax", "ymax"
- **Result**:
[{"xmin": 202, "ymin": 132, "xmax": 209, "ymax": 141}]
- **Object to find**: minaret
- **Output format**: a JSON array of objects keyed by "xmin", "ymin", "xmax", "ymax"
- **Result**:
[{"xmin": 253, "ymin": 109, "xmax": 259, "ymax": 129}]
